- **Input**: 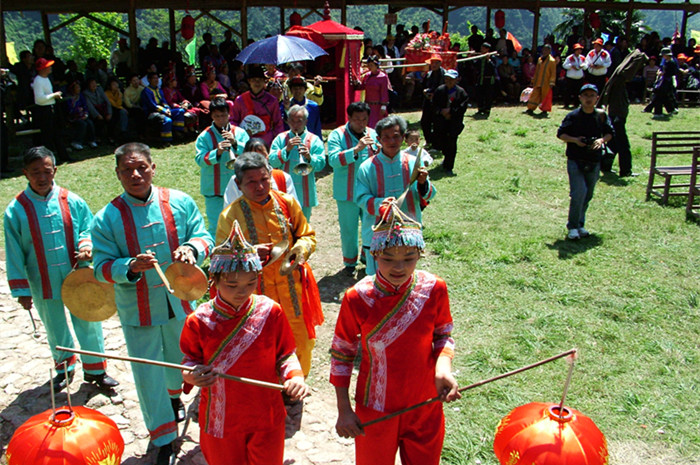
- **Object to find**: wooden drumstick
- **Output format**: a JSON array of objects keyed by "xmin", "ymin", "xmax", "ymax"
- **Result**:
[
  {"xmin": 56, "ymin": 346, "xmax": 284, "ymax": 391},
  {"xmin": 359, "ymin": 348, "xmax": 578, "ymax": 428},
  {"xmin": 147, "ymin": 249, "xmax": 175, "ymax": 294}
]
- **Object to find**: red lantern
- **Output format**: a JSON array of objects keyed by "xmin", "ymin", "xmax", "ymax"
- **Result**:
[
  {"xmin": 181, "ymin": 14, "xmax": 195, "ymax": 40},
  {"xmin": 495, "ymin": 10, "xmax": 506, "ymax": 30},
  {"xmin": 494, "ymin": 402, "xmax": 608, "ymax": 465},
  {"xmin": 589, "ymin": 12, "xmax": 601, "ymax": 30},
  {"xmin": 6, "ymin": 406, "xmax": 124, "ymax": 465},
  {"xmin": 290, "ymin": 11, "xmax": 302, "ymax": 27}
]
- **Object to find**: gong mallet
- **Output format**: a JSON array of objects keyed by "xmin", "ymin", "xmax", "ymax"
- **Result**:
[
  {"xmin": 56, "ymin": 346, "xmax": 284, "ymax": 391},
  {"xmin": 27, "ymin": 308, "xmax": 40, "ymax": 339},
  {"xmin": 146, "ymin": 249, "xmax": 175, "ymax": 295},
  {"xmin": 359, "ymin": 348, "xmax": 578, "ymax": 428}
]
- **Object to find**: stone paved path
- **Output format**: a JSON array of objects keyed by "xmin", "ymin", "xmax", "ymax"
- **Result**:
[{"xmin": 0, "ymin": 169, "xmax": 363, "ymax": 465}]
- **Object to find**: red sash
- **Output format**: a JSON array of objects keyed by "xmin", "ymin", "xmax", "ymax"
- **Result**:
[
  {"xmin": 271, "ymin": 169, "xmax": 287, "ymax": 193},
  {"xmin": 270, "ymin": 190, "xmax": 324, "ymax": 338}
]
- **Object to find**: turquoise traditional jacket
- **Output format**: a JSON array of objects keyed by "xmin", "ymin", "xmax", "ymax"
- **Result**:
[
  {"xmin": 269, "ymin": 129, "xmax": 326, "ymax": 208},
  {"xmin": 194, "ymin": 124, "xmax": 250, "ymax": 197},
  {"xmin": 4, "ymin": 184, "xmax": 93, "ymax": 299},
  {"xmin": 91, "ymin": 187, "xmax": 212, "ymax": 327},
  {"xmin": 355, "ymin": 151, "xmax": 437, "ymax": 243},
  {"xmin": 327, "ymin": 123, "xmax": 378, "ymax": 202}
]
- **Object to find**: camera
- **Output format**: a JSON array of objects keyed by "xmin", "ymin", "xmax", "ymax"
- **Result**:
[{"xmin": 582, "ymin": 136, "xmax": 598, "ymax": 151}]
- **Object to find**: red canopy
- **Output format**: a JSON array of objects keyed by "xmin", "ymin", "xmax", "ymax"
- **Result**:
[
  {"xmin": 285, "ymin": 19, "xmax": 364, "ymax": 127},
  {"xmin": 306, "ymin": 20, "xmax": 363, "ymax": 38}
]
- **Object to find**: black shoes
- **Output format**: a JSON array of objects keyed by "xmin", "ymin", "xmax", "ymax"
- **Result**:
[
  {"xmin": 53, "ymin": 371, "xmax": 75, "ymax": 391},
  {"xmin": 84, "ymin": 372, "xmax": 120, "ymax": 389},
  {"xmin": 156, "ymin": 443, "xmax": 176, "ymax": 465},
  {"xmin": 171, "ymin": 398, "xmax": 186, "ymax": 423}
]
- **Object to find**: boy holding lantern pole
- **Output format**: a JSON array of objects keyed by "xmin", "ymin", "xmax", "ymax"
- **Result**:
[
  {"xmin": 180, "ymin": 220, "xmax": 308, "ymax": 465},
  {"xmin": 330, "ymin": 199, "xmax": 460, "ymax": 465}
]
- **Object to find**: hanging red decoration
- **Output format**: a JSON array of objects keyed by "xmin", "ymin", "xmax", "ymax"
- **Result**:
[
  {"xmin": 494, "ymin": 402, "xmax": 608, "ymax": 465},
  {"xmin": 6, "ymin": 406, "xmax": 124, "ymax": 465},
  {"xmin": 181, "ymin": 15, "xmax": 195, "ymax": 40},
  {"xmin": 589, "ymin": 12, "xmax": 601, "ymax": 30},
  {"xmin": 290, "ymin": 11, "xmax": 302, "ymax": 27},
  {"xmin": 495, "ymin": 10, "xmax": 506, "ymax": 30}
]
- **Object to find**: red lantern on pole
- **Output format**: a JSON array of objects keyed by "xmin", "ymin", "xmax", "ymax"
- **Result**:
[
  {"xmin": 494, "ymin": 402, "xmax": 608, "ymax": 465},
  {"xmin": 181, "ymin": 14, "xmax": 195, "ymax": 40},
  {"xmin": 589, "ymin": 12, "xmax": 601, "ymax": 30},
  {"xmin": 495, "ymin": 10, "xmax": 506, "ymax": 30},
  {"xmin": 6, "ymin": 406, "xmax": 124, "ymax": 465},
  {"xmin": 290, "ymin": 11, "xmax": 302, "ymax": 26}
]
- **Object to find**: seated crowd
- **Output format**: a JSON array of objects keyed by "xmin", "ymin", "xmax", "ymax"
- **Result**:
[{"xmin": 9, "ymin": 25, "xmax": 699, "ymax": 162}]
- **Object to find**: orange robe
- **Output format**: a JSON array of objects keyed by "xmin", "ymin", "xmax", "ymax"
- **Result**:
[
  {"xmin": 180, "ymin": 294, "xmax": 302, "ymax": 465},
  {"xmin": 216, "ymin": 190, "xmax": 317, "ymax": 376},
  {"xmin": 527, "ymin": 55, "xmax": 557, "ymax": 112},
  {"xmin": 330, "ymin": 270, "xmax": 455, "ymax": 465}
]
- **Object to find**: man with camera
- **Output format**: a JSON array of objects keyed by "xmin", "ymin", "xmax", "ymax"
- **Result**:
[{"xmin": 557, "ymin": 84, "xmax": 614, "ymax": 240}]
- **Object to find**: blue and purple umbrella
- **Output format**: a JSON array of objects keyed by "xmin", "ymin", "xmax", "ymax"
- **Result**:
[{"xmin": 235, "ymin": 34, "xmax": 328, "ymax": 65}]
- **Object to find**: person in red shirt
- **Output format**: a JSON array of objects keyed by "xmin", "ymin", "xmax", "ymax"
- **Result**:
[
  {"xmin": 330, "ymin": 199, "xmax": 460, "ymax": 465},
  {"xmin": 180, "ymin": 220, "xmax": 308, "ymax": 465}
]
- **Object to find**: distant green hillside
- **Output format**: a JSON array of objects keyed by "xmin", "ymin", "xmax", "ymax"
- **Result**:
[{"xmin": 4, "ymin": 6, "xmax": 697, "ymax": 63}]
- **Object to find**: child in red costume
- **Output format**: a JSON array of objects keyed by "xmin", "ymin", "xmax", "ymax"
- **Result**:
[
  {"xmin": 330, "ymin": 200, "xmax": 460, "ymax": 465},
  {"xmin": 180, "ymin": 221, "xmax": 308, "ymax": 465}
]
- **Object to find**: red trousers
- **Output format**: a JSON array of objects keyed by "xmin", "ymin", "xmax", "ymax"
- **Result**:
[
  {"xmin": 200, "ymin": 423, "xmax": 285, "ymax": 465},
  {"xmin": 355, "ymin": 402, "xmax": 445, "ymax": 465}
]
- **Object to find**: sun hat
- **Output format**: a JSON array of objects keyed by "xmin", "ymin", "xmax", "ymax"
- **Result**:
[
  {"xmin": 35, "ymin": 57, "xmax": 54, "ymax": 71},
  {"xmin": 579, "ymin": 83, "xmax": 599, "ymax": 94}
]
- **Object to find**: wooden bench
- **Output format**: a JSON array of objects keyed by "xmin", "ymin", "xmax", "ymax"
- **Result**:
[
  {"xmin": 646, "ymin": 131, "xmax": 700, "ymax": 205},
  {"xmin": 677, "ymin": 89, "xmax": 700, "ymax": 106},
  {"xmin": 687, "ymin": 146, "xmax": 700, "ymax": 220}
]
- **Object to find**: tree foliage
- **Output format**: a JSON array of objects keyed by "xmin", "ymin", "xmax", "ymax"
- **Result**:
[
  {"xmin": 56, "ymin": 12, "xmax": 127, "ymax": 68},
  {"xmin": 3, "ymin": 6, "xmax": 698, "ymax": 67},
  {"xmin": 553, "ymin": 8, "xmax": 648, "ymax": 45}
]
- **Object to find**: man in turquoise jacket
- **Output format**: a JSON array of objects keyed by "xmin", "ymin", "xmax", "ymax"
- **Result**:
[
  {"xmin": 4, "ymin": 146, "xmax": 116, "ymax": 391},
  {"xmin": 355, "ymin": 115, "xmax": 437, "ymax": 275},
  {"xmin": 269, "ymin": 104, "xmax": 326, "ymax": 220},
  {"xmin": 91, "ymin": 142, "xmax": 213, "ymax": 465},
  {"xmin": 194, "ymin": 97, "xmax": 249, "ymax": 237},
  {"xmin": 327, "ymin": 102, "xmax": 378, "ymax": 272}
]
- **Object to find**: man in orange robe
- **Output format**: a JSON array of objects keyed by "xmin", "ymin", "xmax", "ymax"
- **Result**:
[
  {"xmin": 526, "ymin": 44, "xmax": 557, "ymax": 116},
  {"xmin": 216, "ymin": 152, "xmax": 320, "ymax": 376}
]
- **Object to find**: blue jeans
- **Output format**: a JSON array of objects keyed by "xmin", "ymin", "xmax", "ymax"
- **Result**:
[{"xmin": 567, "ymin": 159, "xmax": 600, "ymax": 230}]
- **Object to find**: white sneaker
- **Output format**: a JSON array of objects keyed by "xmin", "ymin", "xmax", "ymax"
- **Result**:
[
  {"xmin": 88, "ymin": 141, "xmax": 98, "ymax": 148},
  {"xmin": 567, "ymin": 229, "xmax": 580, "ymax": 240},
  {"xmin": 71, "ymin": 142, "xmax": 84, "ymax": 150},
  {"xmin": 577, "ymin": 227, "xmax": 590, "ymax": 238}
]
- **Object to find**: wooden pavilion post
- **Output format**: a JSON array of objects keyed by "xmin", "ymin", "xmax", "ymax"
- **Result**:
[
  {"xmin": 241, "ymin": 0, "xmax": 248, "ymax": 46},
  {"xmin": 442, "ymin": 1, "xmax": 448, "ymax": 32},
  {"xmin": 625, "ymin": 0, "xmax": 634, "ymax": 39},
  {"xmin": 485, "ymin": 6, "xmax": 490, "ymax": 32},
  {"xmin": 0, "ymin": 6, "xmax": 8, "ymax": 66},
  {"xmin": 281, "ymin": 7, "xmax": 285, "ymax": 33},
  {"xmin": 531, "ymin": 2, "xmax": 541, "ymax": 51},
  {"xmin": 41, "ymin": 12, "xmax": 52, "ymax": 47},
  {"xmin": 169, "ymin": 9, "xmax": 176, "ymax": 51},
  {"xmin": 128, "ymin": 0, "xmax": 138, "ymax": 72},
  {"xmin": 341, "ymin": 0, "xmax": 347, "ymax": 25},
  {"xmin": 680, "ymin": 0, "xmax": 690, "ymax": 40},
  {"xmin": 386, "ymin": 5, "xmax": 392, "ymax": 37}
]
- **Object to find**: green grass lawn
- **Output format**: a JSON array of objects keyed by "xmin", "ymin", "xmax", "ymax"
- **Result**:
[{"xmin": 1, "ymin": 104, "xmax": 698, "ymax": 464}]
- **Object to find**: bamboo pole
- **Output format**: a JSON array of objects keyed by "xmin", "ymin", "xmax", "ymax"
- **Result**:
[
  {"xmin": 56, "ymin": 346, "xmax": 285, "ymax": 391},
  {"xmin": 359, "ymin": 348, "xmax": 578, "ymax": 429}
]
